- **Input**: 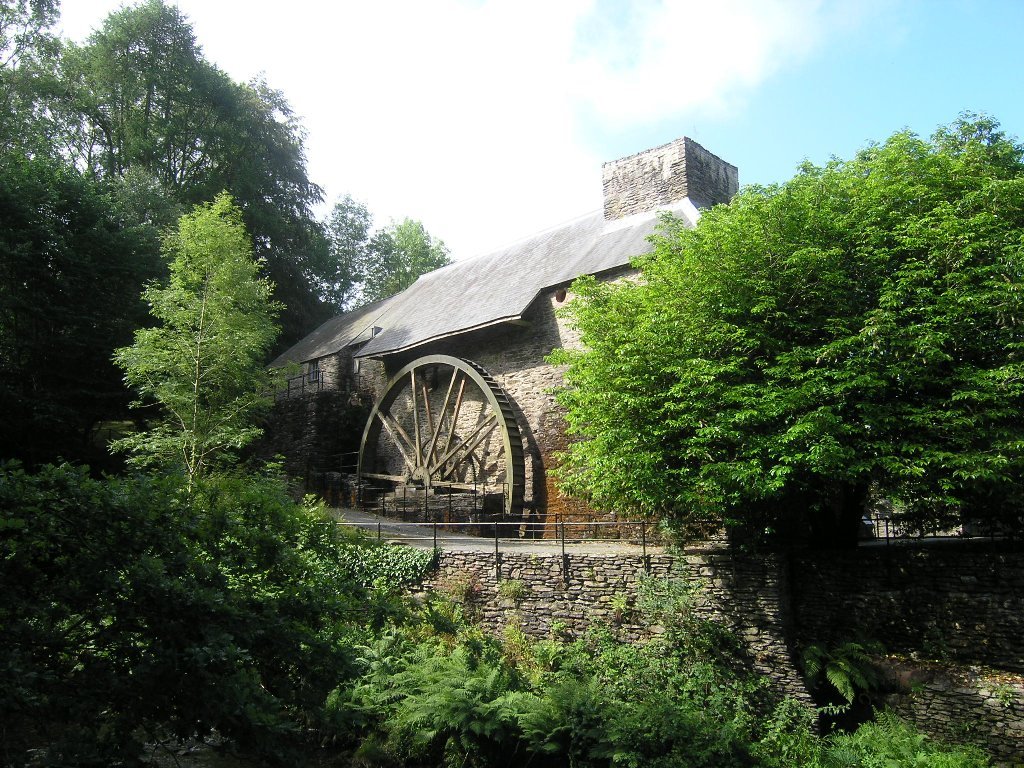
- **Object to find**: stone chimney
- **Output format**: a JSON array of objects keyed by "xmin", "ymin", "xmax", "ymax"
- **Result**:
[{"xmin": 602, "ymin": 137, "xmax": 738, "ymax": 221}]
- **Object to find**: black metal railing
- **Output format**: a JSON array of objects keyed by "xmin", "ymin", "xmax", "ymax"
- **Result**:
[
  {"xmin": 339, "ymin": 517, "xmax": 657, "ymax": 579},
  {"xmin": 276, "ymin": 369, "xmax": 323, "ymax": 400},
  {"xmin": 860, "ymin": 512, "xmax": 1018, "ymax": 545}
]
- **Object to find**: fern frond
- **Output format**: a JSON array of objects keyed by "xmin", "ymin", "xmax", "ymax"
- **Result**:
[{"xmin": 825, "ymin": 664, "xmax": 856, "ymax": 703}]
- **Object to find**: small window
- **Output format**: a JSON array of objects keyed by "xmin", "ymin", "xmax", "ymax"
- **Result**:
[{"xmin": 307, "ymin": 359, "xmax": 320, "ymax": 383}]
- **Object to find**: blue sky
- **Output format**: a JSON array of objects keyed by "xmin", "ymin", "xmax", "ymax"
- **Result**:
[
  {"xmin": 61, "ymin": 0, "xmax": 1024, "ymax": 260},
  {"xmin": 695, "ymin": 1, "xmax": 1024, "ymax": 193}
]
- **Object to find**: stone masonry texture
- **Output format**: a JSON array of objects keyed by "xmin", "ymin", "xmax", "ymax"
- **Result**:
[
  {"xmin": 602, "ymin": 136, "xmax": 739, "ymax": 219},
  {"xmin": 883, "ymin": 660, "xmax": 1024, "ymax": 766},
  {"xmin": 790, "ymin": 544, "xmax": 1024, "ymax": 672},
  {"xmin": 419, "ymin": 549, "xmax": 816, "ymax": 709},
  {"xmin": 792, "ymin": 543, "xmax": 1024, "ymax": 765}
]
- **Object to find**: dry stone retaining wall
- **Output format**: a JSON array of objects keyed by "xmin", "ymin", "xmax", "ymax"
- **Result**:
[
  {"xmin": 883, "ymin": 661, "xmax": 1024, "ymax": 766},
  {"xmin": 420, "ymin": 549, "xmax": 814, "ymax": 708},
  {"xmin": 791, "ymin": 543, "xmax": 1024, "ymax": 765},
  {"xmin": 420, "ymin": 543, "xmax": 1024, "ymax": 764},
  {"xmin": 791, "ymin": 544, "xmax": 1024, "ymax": 672}
]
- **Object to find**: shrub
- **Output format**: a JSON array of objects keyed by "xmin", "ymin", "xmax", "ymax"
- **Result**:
[
  {"xmin": 0, "ymin": 463, "xmax": 372, "ymax": 764},
  {"xmin": 516, "ymin": 677, "xmax": 613, "ymax": 765},
  {"xmin": 497, "ymin": 578, "xmax": 529, "ymax": 603},
  {"xmin": 334, "ymin": 537, "xmax": 437, "ymax": 590},
  {"xmin": 822, "ymin": 711, "xmax": 991, "ymax": 767},
  {"xmin": 438, "ymin": 569, "xmax": 484, "ymax": 604},
  {"xmin": 801, "ymin": 641, "xmax": 884, "ymax": 710}
]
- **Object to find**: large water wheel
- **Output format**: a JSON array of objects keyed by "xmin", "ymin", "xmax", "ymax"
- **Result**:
[{"xmin": 357, "ymin": 355, "xmax": 525, "ymax": 517}]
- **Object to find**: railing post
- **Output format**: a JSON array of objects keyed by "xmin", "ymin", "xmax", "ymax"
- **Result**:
[
  {"xmin": 433, "ymin": 520, "xmax": 437, "ymax": 550},
  {"xmin": 641, "ymin": 522, "xmax": 650, "ymax": 574},
  {"xmin": 377, "ymin": 521, "xmax": 381, "ymax": 541},
  {"xmin": 560, "ymin": 520, "xmax": 568, "ymax": 584}
]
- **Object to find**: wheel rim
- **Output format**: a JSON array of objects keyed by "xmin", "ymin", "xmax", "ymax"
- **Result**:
[{"xmin": 357, "ymin": 355, "xmax": 524, "ymax": 516}]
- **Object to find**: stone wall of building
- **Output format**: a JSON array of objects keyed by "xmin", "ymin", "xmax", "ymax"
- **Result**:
[
  {"xmin": 602, "ymin": 136, "xmax": 738, "ymax": 219},
  {"xmin": 361, "ymin": 281, "xmax": 594, "ymax": 515},
  {"xmin": 265, "ymin": 348, "xmax": 382, "ymax": 496},
  {"xmin": 420, "ymin": 548, "xmax": 815, "ymax": 708},
  {"xmin": 352, "ymin": 353, "xmax": 388, "ymax": 401}
]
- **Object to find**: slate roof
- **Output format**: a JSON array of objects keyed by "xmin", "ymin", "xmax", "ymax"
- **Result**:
[
  {"xmin": 270, "ymin": 297, "xmax": 397, "ymax": 367},
  {"xmin": 271, "ymin": 198, "xmax": 699, "ymax": 366}
]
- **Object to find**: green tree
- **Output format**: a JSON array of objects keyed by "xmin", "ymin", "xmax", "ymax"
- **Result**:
[
  {"xmin": 114, "ymin": 192, "xmax": 281, "ymax": 486},
  {"xmin": 0, "ymin": 0, "xmax": 57, "ymax": 70},
  {"xmin": 57, "ymin": 0, "xmax": 217, "ymax": 184},
  {"xmin": 0, "ymin": 463, "xmax": 369, "ymax": 764},
  {"xmin": 57, "ymin": 0, "xmax": 330, "ymax": 346},
  {"xmin": 322, "ymin": 201, "xmax": 451, "ymax": 309},
  {"xmin": 0, "ymin": 150, "xmax": 157, "ymax": 467},
  {"xmin": 552, "ymin": 115, "xmax": 1024, "ymax": 546},
  {"xmin": 321, "ymin": 194, "xmax": 374, "ymax": 311},
  {"xmin": 361, "ymin": 217, "xmax": 451, "ymax": 304},
  {"xmin": 0, "ymin": 0, "xmax": 60, "ymax": 152}
]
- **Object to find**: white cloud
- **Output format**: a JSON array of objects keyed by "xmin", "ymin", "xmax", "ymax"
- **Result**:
[
  {"xmin": 58, "ymin": 0, "xmax": 841, "ymax": 258},
  {"xmin": 568, "ymin": 0, "xmax": 826, "ymax": 126}
]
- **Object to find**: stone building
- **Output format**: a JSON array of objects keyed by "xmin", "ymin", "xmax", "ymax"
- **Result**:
[{"xmin": 271, "ymin": 136, "xmax": 738, "ymax": 518}]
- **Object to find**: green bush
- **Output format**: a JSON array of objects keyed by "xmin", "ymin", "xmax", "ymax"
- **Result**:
[
  {"xmin": 604, "ymin": 696, "xmax": 759, "ymax": 768},
  {"xmin": 822, "ymin": 711, "xmax": 990, "ymax": 767},
  {"xmin": 497, "ymin": 578, "xmax": 529, "ymax": 603},
  {"xmin": 515, "ymin": 677, "xmax": 614, "ymax": 765},
  {"xmin": 327, "ymin": 592, "xmax": 782, "ymax": 768},
  {"xmin": 0, "ymin": 463, "xmax": 377, "ymax": 765},
  {"xmin": 750, "ymin": 697, "xmax": 823, "ymax": 767},
  {"xmin": 801, "ymin": 641, "xmax": 884, "ymax": 709},
  {"xmin": 334, "ymin": 537, "xmax": 437, "ymax": 589}
]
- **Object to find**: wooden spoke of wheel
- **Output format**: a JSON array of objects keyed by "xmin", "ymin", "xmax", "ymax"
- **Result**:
[
  {"xmin": 357, "ymin": 355, "xmax": 525, "ymax": 516},
  {"xmin": 425, "ymin": 373, "xmax": 464, "ymax": 474},
  {"xmin": 434, "ymin": 413, "xmax": 498, "ymax": 480},
  {"xmin": 375, "ymin": 410, "xmax": 416, "ymax": 475}
]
